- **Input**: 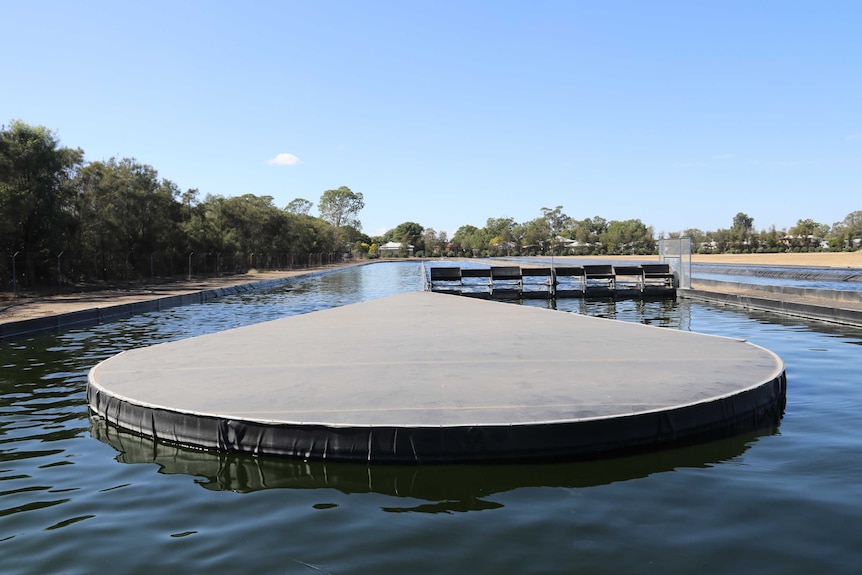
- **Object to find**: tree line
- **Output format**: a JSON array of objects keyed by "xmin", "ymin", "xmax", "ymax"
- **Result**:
[
  {"xmin": 1, "ymin": 120, "xmax": 367, "ymax": 291},
  {"xmin": 374, "ymin": 208, "xmax": 657, "ymax": 259},
  {"xmin": 4, "ymin": 119, "xmax": 860, "ymax": 291},
  {"xmin": 375, "ymin": 209, "xmax": 862, "ymax": 259},
  {"xmin": 667, "ymin": 211, "xmax": 862, "ymax": 254}
]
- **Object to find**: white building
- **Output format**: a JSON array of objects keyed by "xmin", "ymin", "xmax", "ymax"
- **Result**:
[{"xmin": 379, "ymin": 241, "xmax": 414, "ymax": 257}]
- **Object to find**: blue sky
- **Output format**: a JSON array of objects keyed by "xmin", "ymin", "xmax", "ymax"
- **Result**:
[{"xmin": 2, "ymin": 1, "xmax": 859, "ymax": 238}]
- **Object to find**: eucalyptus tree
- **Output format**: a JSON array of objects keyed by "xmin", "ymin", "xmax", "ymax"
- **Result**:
[
  {"xmin": 286, "ymin": 198, "xmax": 313, "ymax": 216},
  {"xmin": 731, "ymin": 212, "xmax": 755, "ymax": 251},
  {"xmin": 318, "ymin": 186, "xmax": 364, "ymax": 229},
  {"xmin": 0, "ymin": 120, "xmax": 83, "ymax": 286},
  {"xmin": 541, "ymin": 206, "xmax": 570, "ymax": 239}
]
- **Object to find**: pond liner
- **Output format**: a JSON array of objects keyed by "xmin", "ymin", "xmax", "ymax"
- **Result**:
[{"xmin": 679, "ymin": 284, "xmax": 862, "ymax": 327}]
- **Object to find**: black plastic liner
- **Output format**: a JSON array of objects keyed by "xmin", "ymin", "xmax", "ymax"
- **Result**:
[{"xmin": 88, "ymin": 371, "xmax": 786, "ymax": 464}]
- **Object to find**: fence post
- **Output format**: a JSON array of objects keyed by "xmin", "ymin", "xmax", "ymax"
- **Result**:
[{"xmin": 12, "ymin": 251, "xmax": 19, "ymax": 296}]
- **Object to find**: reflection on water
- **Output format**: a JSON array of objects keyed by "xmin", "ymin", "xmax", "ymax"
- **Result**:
[
  {"xmin": 92, "ymin": 417, "xmax": 771, "ymax": 511},
  {"xmin": 516, "ymin": 296, "xmax": 692, "ymax": 330}
]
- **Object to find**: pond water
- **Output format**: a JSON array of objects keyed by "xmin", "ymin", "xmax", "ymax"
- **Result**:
[{"xmin": 2, "ymin": 262, "xmax": 862, "ymax": 574}]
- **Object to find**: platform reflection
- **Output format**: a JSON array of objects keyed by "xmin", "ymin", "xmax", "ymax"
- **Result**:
[{"xmin": 91, "ymin": 417, "xmax": 776, "ymax": 513}]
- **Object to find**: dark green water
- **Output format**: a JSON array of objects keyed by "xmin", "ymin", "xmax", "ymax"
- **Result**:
[{"xmin": 2, "ymin": 262, "xmax": 862, "ymax": 574}]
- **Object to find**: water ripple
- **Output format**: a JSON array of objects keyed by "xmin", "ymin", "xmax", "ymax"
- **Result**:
[{"xmin": 2, "ymin": 262, "xmax": 862, "ymax": 574}]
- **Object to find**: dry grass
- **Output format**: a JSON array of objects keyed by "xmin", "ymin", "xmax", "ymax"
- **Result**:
[
  {"xmin": 688, "ymin": 252, "xmax": 862, "ymax": 268},
  {"xmin": 559, "ymin": 252, "xmax": 862, "ymax": 268}
]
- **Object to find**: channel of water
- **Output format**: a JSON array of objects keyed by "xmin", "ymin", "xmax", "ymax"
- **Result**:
[{"xmin": 2, "ymin": 261, "xmax": 862, "ymax": 574}]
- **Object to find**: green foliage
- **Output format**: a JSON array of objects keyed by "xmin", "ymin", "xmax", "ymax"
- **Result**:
[
  {"xmin": 285, "ymin": 198, "xmax": 313, "ymax": 215},
  {"xmin": 421, "ymin": 228, "xmax": 447, "ymax": 256},
  {"xmin": 0, "ymin": 120, "xmax": 357, "ymax": 288},
  {"xmin": 829, "ymin": 211, "xmax": 862, "ymax": 250},
  {"xmin": 390, "ymin": 221, "xmax": 424, "ymax": 248},
  {"xmin": 73, "ymin": 158, "xmax": 184, "ymax": 279},
  {"xmin": 541, "ymin": 206, "xmax": 570, "ymax": 237},
  {"xmin": 0, "ymin": 120, "xmax": 83, "ymax": 286},
  {"xmin": 603, "ymin": 219, "xmax": 655, "ymax": 254},
  {"xmin": 318, "ymin": 186, "xmax": 364, "ymax": 229},
  {"xmin": 3, "ymin": 119, "xmax": 860, "ymax": 291},
  {"xmin": 452, "ymin": 224, "xmax": 485, "ymax": 255}
]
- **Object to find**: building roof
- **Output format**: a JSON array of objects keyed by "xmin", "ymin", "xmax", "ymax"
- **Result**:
[{"xmin": 380, "ymin": 241, "xmax": 414, "ymax": 250}]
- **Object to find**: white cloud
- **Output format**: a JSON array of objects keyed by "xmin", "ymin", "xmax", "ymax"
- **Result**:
[
  {"xmin": 267, "ymin": 153, "xmax": 302, "ymax": 166},
  {"xmin": 715, "ymin": 153, "xmax": 735, "ymax": 160}
]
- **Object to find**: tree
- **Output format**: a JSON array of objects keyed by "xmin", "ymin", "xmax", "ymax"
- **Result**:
[
  {"xmin": 180, "ymin": 188, "xmax": 199, "ymax": 221},
  {"xmin": 286, "ymin": 198, "xmax": 313, "ymax": 216},
  {"xmin": 483, "ymin": 217, "xmax": 516, "ymax": 241},
  {"xmin": 390, "ymin": 221, "xmax": 424, "ymax": 251},
  {"xmin": 541, "ymin": 206, "xmax": 570, "ymax": 251},
  {"xmin": 422, "ymin": 228, "xmax": 448, "ymax": 256},
  {"xmin": 789, "ymin": 219, "xmax": 828, "ymax": 238},
  {"xmin": 483, "ymin": 217, "xmax": 517, "ymax": 255},
  {"xmin": 830, "ymin": 210, "xmax": 862, "ymax": 250},
  {"xmin": 758, "ymin": 225, "xmax": 783, "ymax": 253},
  {"xmin": 318, "ymin": 186, "xmax": 364, "ymax": 229},
  {"xmin": 786, "ymin": 219, "xmax": 829, "ymax": 250},
  {"xmin": 671, "ymin": 228, "xmax": 708, "ymax": 252},
  {"xmin": 0, "ymin": 120, "xmax": 83, "ymax": 286},
  {"xmin": 588, "ymin": 216, "xmax": 609, "ymax": 236},
  {"xmin": 732, "ymin": 212, "xmax": 754, "ymax": 233},
  {"xmin": 519, "ymin": 217, "xmax": 550, "ymax": 254},
  {"xmin": 541, "ymin": 206, "xmax": 569, "ymax": 233},
  {"xmin": 602, "ymin": 219, "xmax": 655, "ymax": 255},
  {"xmin": 74, "ymin": 157, "xmax": 181, "ymax": 279},
  {"xmin": 731, "ymin": 212, "xmax": 754, "ymax": 250},
  {"xmin": 452, "ymin": 224, "xmax": 484, "ymax": 255},
  {"xmin": 217, "ymin": 194, "xmax": 284, "ymax": 266}
]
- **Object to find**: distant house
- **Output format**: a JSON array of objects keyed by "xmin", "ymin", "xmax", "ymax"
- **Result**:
[
  {"xmin": 379, "ymin": 241, "xmax": 414, "ymax": 257},
  {"xmin": 781, "ymin": 234, "xmax": 826, "ymax": 250}
]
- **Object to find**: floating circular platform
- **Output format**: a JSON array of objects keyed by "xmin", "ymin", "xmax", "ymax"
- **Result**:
[{"xmin": 88, "ymin": 291, "xmax": 786, "ymax": 463}]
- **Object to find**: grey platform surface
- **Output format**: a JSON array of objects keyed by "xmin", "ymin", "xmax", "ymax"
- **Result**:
[{"xmin": 88, "ymin": 291, "xmax": 786, "ymax": 462}]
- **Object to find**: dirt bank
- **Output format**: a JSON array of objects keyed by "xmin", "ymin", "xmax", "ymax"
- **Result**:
[
  {"xmin": 0, "ymin": 266, "xmax": 349, "ymax": 326},
  {"xmin": 558, "ymin": 252, "xmax": 862, "ymax": 268},
  {"xmin": 689, "ymin": 252, "xmax": 862, "ymax": 268}
]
